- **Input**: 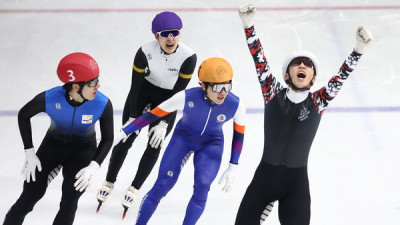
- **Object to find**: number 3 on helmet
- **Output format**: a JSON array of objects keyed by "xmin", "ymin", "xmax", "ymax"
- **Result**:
[{"xmin": 57, "ymin": 52, "xmax": 99, "ymax": 84}]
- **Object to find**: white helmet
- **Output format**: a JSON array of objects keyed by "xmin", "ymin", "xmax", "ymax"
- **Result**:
[{"xmin": 282, "ymin": 50, "xmax": 319, "ymax": 84}]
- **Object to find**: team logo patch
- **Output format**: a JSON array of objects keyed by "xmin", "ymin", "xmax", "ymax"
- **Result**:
[
  {"xmin": 167, "ymin": 171, "xmax": 174, "ymax": 177},
  {"xmin": 298, "ymin": 107, "xmax": 310, "ymax": 121},
  {"xmin": 82, "ymin": 115, "xmax": 93, "ymax": 124},
  {"xmin": 55, "ymin": 103, "xmax": 61, "ymax": 109},
  {"xmin": 217, "ymin": 114, "xmax": 226, "ymax": 122},
  {"xmin": 89, "ymin": 59, "xmax": 98, "ymax": 70},
  {"xmin": 147, "ymin": 53, "xmax": 152, "ymax": 60},
  {"xmin": 216, "ymin": 65, "xmax": 227, "ymax": 75},
  {"xmin": 188, "ymin": 101, "xmax": 194, "ymax": 108}
]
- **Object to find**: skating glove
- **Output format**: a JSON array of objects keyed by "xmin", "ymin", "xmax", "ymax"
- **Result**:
[
  {"xmin": 218, "ymin": 163, "xmax": 238, "ymax": 193},
  {"xmin": 21, "ymin": 147, "xmax": 42, "ymax": 183},
  {"xmin": 74, "ymin": 161, "xmax": 100, "ymax": 192},
  {"xmin": 148, "ymin": 120, "xmax": 168, "ymax": 149},
  {"xmin": 355, "ymin": 26, "xmax": 373, "ymax": 54},
  {"xmin": 238, "ymin": 3, "xmax": 256, "ymax": 28}
]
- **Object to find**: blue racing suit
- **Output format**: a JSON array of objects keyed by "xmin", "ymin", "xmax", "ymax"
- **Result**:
[{"xmin": 123, "ymin": 87, "xmax": 246, "ymax": 225}]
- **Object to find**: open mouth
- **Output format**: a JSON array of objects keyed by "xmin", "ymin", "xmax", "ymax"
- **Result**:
[
  {"xmin": 297, "ymin": 72, "xmax": 306, "ymax": 79},
  {"xmin": 166, "ymin": 43, "xmax": 174, "ymax": 48}
]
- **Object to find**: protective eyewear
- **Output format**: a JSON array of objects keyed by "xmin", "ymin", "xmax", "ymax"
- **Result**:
[
  {"xmin": 289, "ymin": 57, "xmax": 314, "ymax": 69},
  {"xmin": 86, "ymin": 77, "xmax": 99, "ymax": 87},
  {"xmin": 210, "ymin": 82, "xmax": 232, "ymax": 93},
  {"xmin": 157, "ymin": 30, "xmax": 180, "ymax": 38}
]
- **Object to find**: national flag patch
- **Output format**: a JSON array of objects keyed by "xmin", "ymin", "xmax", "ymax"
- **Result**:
[
  {"xmin": 217, "ymin": 114, "xmax": 226, "ymax": 122},
  {"xmin": 82, "ymin": 115, "xmax": 93, "ymax": 124}
]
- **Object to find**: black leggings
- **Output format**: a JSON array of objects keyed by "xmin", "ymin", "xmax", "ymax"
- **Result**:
[
  {"xmin": 105, "ymin": 100, "xmax": 176, "ymax": 189},
  {"xmin": 235, "ymin": 161, "xmax": 311, "ymax": 225},
  {"xmin": 3, "ymin": 134, "xmax": 96, "ymax": 225}
]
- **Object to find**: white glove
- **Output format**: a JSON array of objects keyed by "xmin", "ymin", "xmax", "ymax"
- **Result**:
[
  {"xmin": 218, "ymin": 163, "xmax": 238, "ymax": 193},
  {"xmin": 117, "ymin": 128, "xmax": 129, "ymax": 143},
  {"xmin": 238, "ymin": 3, "xmax": 256, "ymax": 28},
  {"xmin": 74, "ymin": 161, "xmax": 100, "ymax": 192},
  {"xmin": 21, "ymin": 148, "xmax": 42, "ymax": 183},
  {"xmin": 355, "ymin": 26, "xmax": 373, "ymax": 54},
  {"xmin": 148, "ymin": 120, "xmax": 168, "ymax": 148}
]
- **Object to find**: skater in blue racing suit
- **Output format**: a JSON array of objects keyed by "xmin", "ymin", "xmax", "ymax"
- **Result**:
[
  {"xmin": 119, "ymin": 57, "xmax": 246, "ymax": 225},
  {"xmin": 3, "ymin": 53, "xmax": 114, "ymax": 225}
]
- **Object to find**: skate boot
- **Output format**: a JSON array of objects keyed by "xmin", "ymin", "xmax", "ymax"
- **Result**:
[
  {"xmin": 121, "ymin": 186, "xmax": 139, "ymax": 219},
  {"xmin": 96, "ymin": 181, "xmax": 114, "ymax": 212}
]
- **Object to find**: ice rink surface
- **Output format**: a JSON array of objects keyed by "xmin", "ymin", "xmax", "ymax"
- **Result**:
[{"xmin": 0, "ymin": 0, "xmax": 399, "ymax": 224}]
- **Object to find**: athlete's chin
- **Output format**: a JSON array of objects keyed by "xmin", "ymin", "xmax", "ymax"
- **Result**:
[
  {"xmin": 87, "ymin": 93, "xmax": 96, "ymax": 101},
  {"xmin": 163, "ymin": 45, "xmax": 177, "ymax": 53},
  {"xmin": 293, "ymin": 83, "xmax": 308, "ymax": 89},
  {"xmin": 215, "ymin": 97, "xmax": 226, "ymax": 105}
]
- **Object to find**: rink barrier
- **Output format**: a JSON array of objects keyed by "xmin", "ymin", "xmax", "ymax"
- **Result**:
[
  {"xmin": 1, "ymin": 6, "xmax": 400, "ymax": 14},
  {"xmin": 1, "ymin": 107, "xmax": 400, "ymax": 117}
]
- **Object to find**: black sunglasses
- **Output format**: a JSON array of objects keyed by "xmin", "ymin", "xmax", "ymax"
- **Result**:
[{"xmin": 289, "ymin": 57, "xmax": 314, "ymax": 69}]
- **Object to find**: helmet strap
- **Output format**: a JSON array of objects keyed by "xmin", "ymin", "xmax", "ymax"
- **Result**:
[
  {"xmin": 77, "ymin": 83, "xmax": 88, "ymax": 103},
  {"xmin": 205, "ymin": 92, "xmax": 216, "ymax": 104},
  {"xmin": 201, "ymin": 82, "xmax": 216, "ymax": 104}
]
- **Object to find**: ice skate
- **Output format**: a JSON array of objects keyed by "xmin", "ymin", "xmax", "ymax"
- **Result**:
[
  {"xmin": 96, "ymin": 181, "xmax": 114, "ymax": 212},
  {"xmin": 121, "ymin": 186, "xmax": 139, "ymax": 219}
]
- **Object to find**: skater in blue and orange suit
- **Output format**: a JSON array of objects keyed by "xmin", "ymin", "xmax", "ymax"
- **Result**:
[{"xmin": 119, "ymin": 57, "xmax": 246, "ymax": 225}]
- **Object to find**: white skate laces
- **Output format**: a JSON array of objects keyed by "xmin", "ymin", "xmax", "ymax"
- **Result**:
[
  {"xmin": 96, "ymin": 181, "xmax": 114, "ymax": 202},
  {"xmin": 122, "ymin": 186, "xmax": 139, "ymax": 209}
]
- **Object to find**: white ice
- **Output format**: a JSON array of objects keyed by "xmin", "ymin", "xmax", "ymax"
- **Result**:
[{"xmin": 0, "ymin": 0, "xmax": 399, "ymax": 224}]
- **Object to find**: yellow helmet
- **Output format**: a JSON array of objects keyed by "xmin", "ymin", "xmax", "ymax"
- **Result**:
[{"xmin": 198, "ymin": 57, "xmax": 233, "ymax": 83}]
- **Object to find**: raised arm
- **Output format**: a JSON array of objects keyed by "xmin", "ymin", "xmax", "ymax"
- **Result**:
[
  {"xmin": 238, "ymin": 4, "xmax": 283, "ymax": 103},
  {"xmin": 313, "ymin": 26, "xmax": 374, "ymax": 114}
]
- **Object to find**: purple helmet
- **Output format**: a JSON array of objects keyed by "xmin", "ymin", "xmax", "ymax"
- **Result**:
[{"xmin": 151, "ymin": 11, "xmax": 183, "ymax": 33}]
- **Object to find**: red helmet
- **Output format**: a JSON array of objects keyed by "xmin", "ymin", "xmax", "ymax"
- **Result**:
[{"xmin": 57, "ymin": 52, "xmax": 99, "ymax": 83}]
